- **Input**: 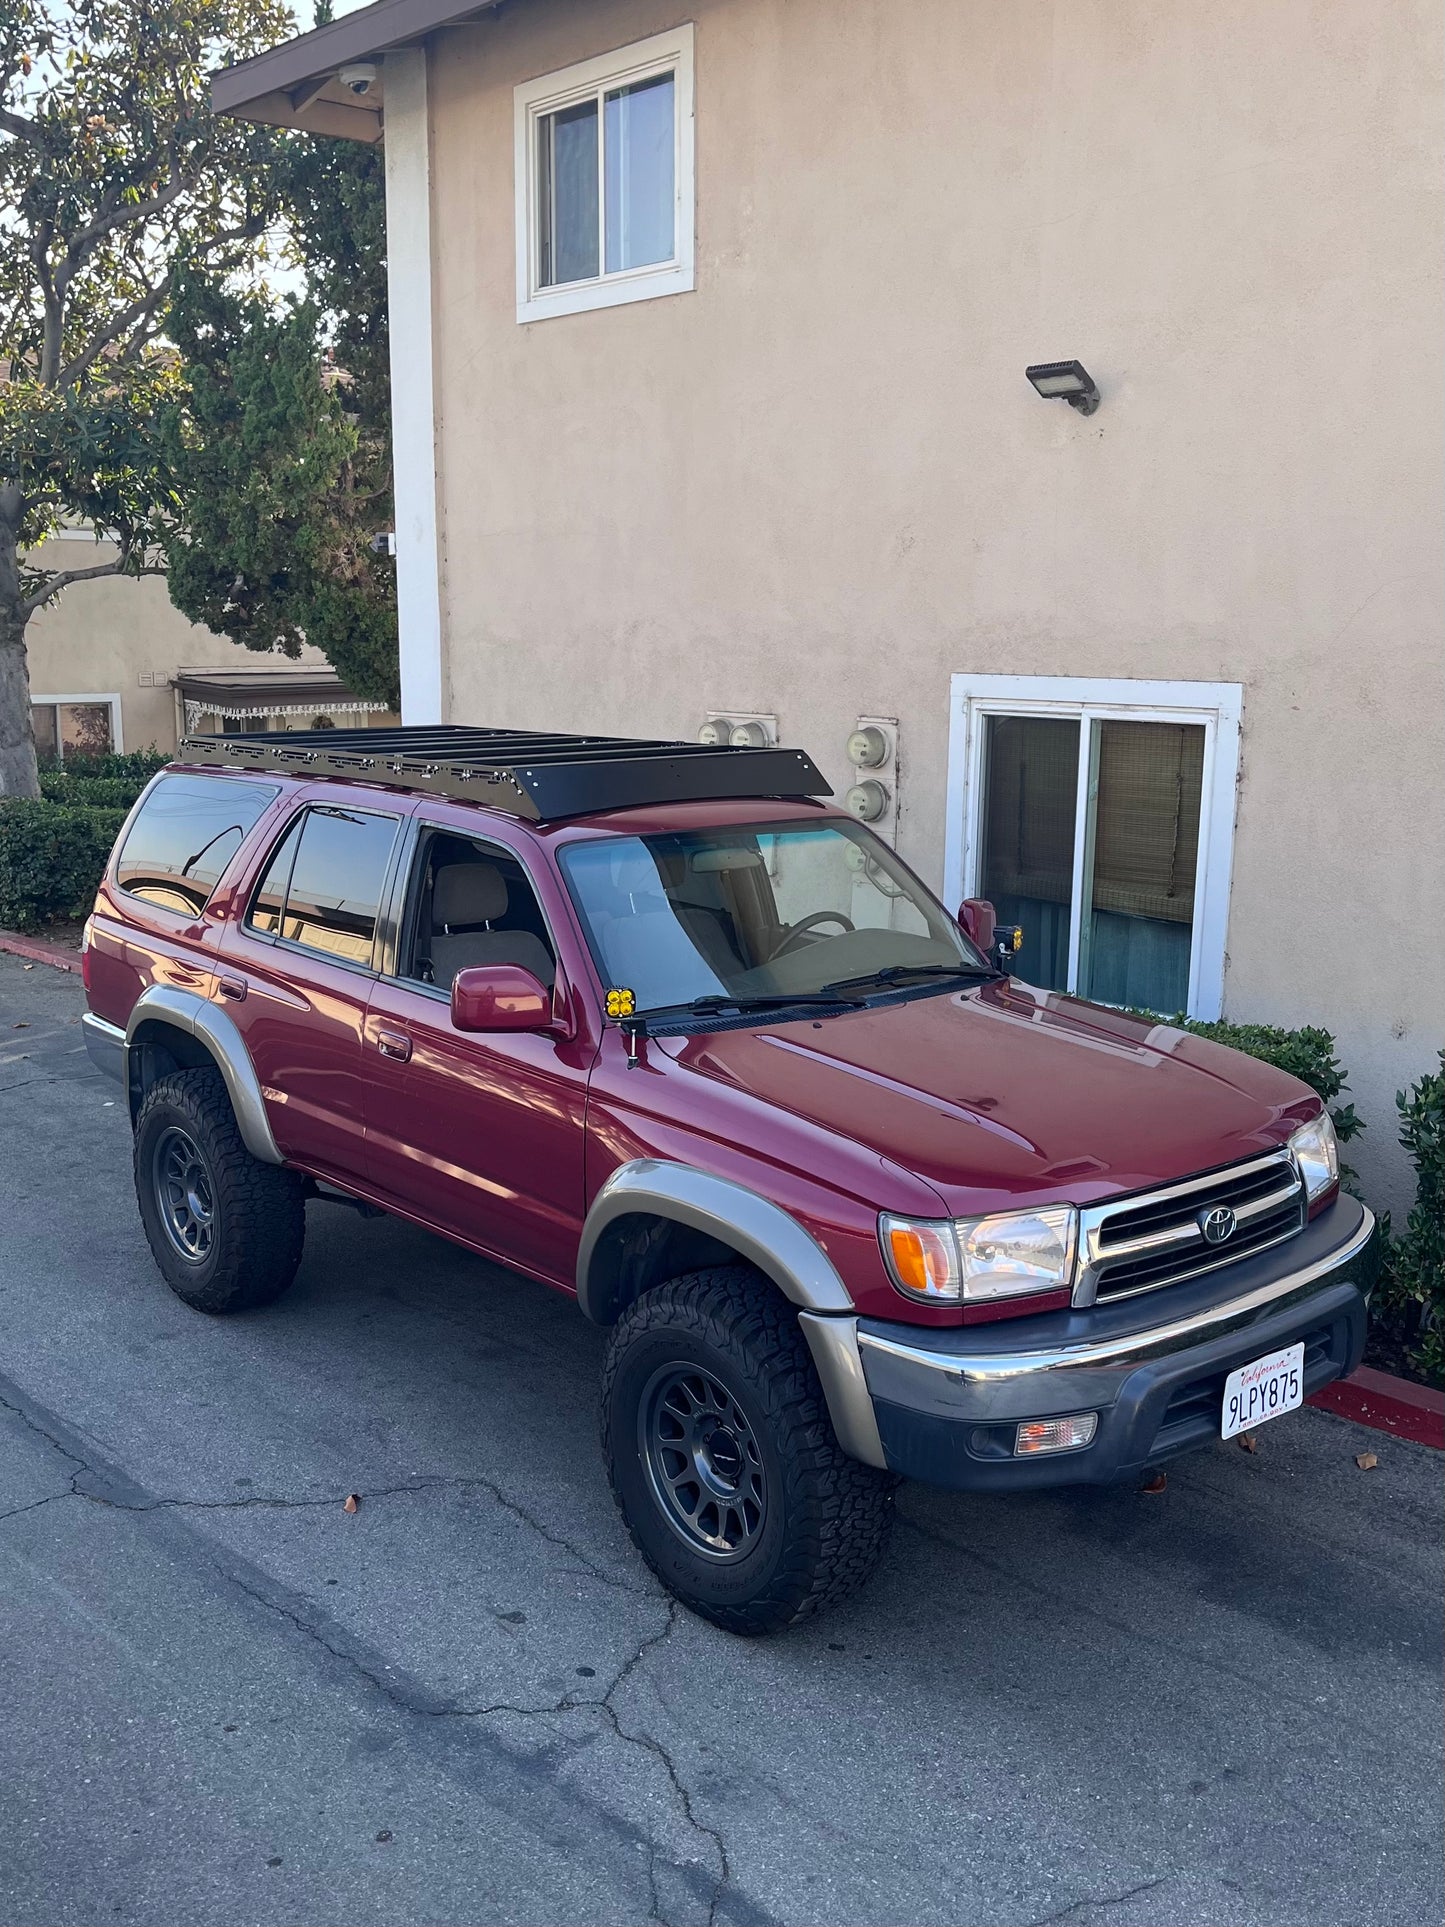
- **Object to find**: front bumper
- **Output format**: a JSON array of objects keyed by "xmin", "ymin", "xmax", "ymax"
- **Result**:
[{"xmin": 802, "ymin": 1196, "xmax": 1378, "ymax": 1490}]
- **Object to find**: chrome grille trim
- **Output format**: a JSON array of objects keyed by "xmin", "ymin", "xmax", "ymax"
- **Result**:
[{"xmin": 1072, "ymin": 1151, "xmax": 1306, "ymax": 1308}]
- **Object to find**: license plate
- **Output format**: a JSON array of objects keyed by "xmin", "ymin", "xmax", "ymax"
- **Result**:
[{"xmin": 1222, "ymin": 1341, "xmax": 1304, "ymax": 1439}]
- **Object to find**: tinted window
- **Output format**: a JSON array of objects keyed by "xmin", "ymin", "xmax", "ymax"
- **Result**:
[
  {"xmin": 116, "ymin": 775, "xmax": 278, "ymax": 916},
  {"xmin": 250, "ymin": 806, "xmax": 398, "ymax": 965},
  {"xmin": 246, "ymin": 815, "xmax": 303, "ymax": 937}
]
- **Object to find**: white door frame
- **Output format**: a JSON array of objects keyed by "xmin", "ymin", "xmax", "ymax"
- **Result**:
[{"xmin": 943, "ymin": 673, "xmax": 1243, "ymax": 1020}]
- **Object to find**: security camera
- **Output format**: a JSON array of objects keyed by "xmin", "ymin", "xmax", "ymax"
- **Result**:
[{"xmin": 337, "ymin": 62, "xmax": 378, "ymax": 96}]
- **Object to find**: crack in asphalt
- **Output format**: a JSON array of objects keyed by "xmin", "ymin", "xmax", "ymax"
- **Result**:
[
  {"xmin": 0, "ymin": 1377, "xmax": 741, "ymax": 1927},
  {"xmin": 1025, "ymin": 1872, "xmax": 1176, "ymax": 1926}
]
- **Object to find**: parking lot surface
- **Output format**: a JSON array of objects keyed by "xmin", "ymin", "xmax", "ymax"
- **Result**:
[{"xmin": 1, "ymin": 951, "xmax": 1440, "ymax": 1927}]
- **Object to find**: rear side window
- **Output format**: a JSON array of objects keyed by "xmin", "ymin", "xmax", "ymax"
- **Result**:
[
  {"xmin": 115, "ymin": 775, "xmax": 279, "ymax": 916},
  {"xmin": 246, "ymin": 805, "xmax": 399, "ymax": 966}
]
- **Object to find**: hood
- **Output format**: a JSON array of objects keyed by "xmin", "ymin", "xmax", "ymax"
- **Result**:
[{"xmin": 673, "ymin": 981, "xmax": 1317, "ymax": 1216}]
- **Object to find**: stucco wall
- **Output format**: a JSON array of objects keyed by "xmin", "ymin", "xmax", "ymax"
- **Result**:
[
  {"xmin": 423, "ymin": 0, "xmax": 1444, "ymax": 1209},
  {"xmin": 26, "ymin": 540, "xmax": 338, "ymax": 752}
]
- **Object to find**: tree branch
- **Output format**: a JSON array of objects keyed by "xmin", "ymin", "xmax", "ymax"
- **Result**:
[
  {"xmin": 0, "ymin": 105, "xmax": 39, "ymax": 142},
  {"xmin": 55, "ymin": 276, "xmax": 171, "ymax": 389},
  {"xmin": 21, "ymin": 547, "xmax": 134, "ymax": 619},
  {"xmin": 63, "ymin": 175, "xmax": 193, "ymax": 268}
]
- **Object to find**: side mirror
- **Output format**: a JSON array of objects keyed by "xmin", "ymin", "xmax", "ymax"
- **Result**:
[
  {"xmin": 451, "ymin": 963, "xmax": 554, "ymax": 1033},
  {"xmin": 958, "ymin": 897, "xmax": 997, "ymax": 954}
]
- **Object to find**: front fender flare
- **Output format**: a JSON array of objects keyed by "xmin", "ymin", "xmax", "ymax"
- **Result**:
[
  {"xmin": 576, "ymin": 1159, "xmax": 855, "ymax": 1320},
  {"xmin": 125, "ymin": 985, "xmax": 283, "ymax": 1165}
]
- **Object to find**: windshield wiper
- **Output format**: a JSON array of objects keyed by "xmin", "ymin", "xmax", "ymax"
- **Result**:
[
  {"xmin": 639, "ymin": 989, "xmax": 867, "ymax": 1020},
  {"xmin": 821, "ymin": 961, "xmax": 997, "ymax": 996}
]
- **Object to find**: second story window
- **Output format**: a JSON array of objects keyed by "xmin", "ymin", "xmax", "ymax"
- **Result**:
[{"xmin": 515, "ymin": 26, "xmax": 695, "ymax": 323}]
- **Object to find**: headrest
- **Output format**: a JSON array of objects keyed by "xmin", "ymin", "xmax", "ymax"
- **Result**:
[{"xmin": 434, "ymin": 862, "xmax": 507, "ymax": 928}]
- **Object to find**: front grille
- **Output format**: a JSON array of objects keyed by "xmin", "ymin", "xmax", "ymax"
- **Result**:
[{"xmin": 1081, "ymin": 1151, "xmax": 1306, "ymax": 1306}]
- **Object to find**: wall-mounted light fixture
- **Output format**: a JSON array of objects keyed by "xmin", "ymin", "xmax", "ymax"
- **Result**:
[{"xmin": 1025, "ymin": 360, "xmax": 1100, "ymax": 416}]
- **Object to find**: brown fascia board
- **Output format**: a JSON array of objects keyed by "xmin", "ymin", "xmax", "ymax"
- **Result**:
[{"xmin": 211, "ymin": 0, "xmax": 500, "ymax": 131}]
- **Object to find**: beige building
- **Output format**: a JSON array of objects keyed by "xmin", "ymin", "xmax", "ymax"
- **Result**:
[
  {"xmin": 27, "ymin": 535, "xmax": 393, "ymax": 754},
  {"xmin": 217, "ymin": 0, "xmax": 1445, "ymax": 1209}
]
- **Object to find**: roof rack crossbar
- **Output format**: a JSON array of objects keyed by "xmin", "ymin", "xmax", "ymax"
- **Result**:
[{"xmin": 176, "ymin": 725, "xmax": 832, "ymax": 820}]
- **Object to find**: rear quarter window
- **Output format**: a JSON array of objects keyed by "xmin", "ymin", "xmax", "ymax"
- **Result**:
[{"xmin": 115, "ymin": 774, "xmax": 279, "ymax": 916}]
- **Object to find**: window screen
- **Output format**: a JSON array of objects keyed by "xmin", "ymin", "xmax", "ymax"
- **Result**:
[
  {"xmin": 536, "ymin": 68, "xmax": 676, "ymax": 289},
  {"xmin": 116, "ymin": 775, "xmax": 278, "ymax": 917},
  {"xmin": 247, "ymin": 806, "xmax": 398, "ymax": 965}
]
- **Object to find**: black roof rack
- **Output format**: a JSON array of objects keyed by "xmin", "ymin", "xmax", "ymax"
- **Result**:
[{"xmin": 176, "ymin": 725, "xmax": 833, "ymax": 821}]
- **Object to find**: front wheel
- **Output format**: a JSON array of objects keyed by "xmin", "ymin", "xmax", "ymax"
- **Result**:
[
  {"xmin": 601, "ymin": 1267, "xmax": 894, "ymax": 1634},
  {"xmin": 134, "ymin": 1068, "xmax": 306, "ymax": 1313}
]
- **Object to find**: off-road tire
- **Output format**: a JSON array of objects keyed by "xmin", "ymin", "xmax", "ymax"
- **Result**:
[
  {"xmin": 601, "ymin": 1265, "xmax": 894, "ymax": 1634},
  {"xmin": 133, "ymin": 1068, "xmax": 306, "ymax": 1313}
]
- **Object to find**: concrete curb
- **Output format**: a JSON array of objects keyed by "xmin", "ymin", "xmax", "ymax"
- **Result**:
[
  {"xmin": 1308, "ymin": 1365, "xmax": 1445, "ymax": 1449},
  {"xmin": 0, "ymin": 928, "xmax": 82, "ymax": 974}
]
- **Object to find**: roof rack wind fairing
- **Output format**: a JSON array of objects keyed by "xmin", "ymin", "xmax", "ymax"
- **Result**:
[{"xmin": 177, "ymin": 726, "xmax": 833, "ymax": 822}]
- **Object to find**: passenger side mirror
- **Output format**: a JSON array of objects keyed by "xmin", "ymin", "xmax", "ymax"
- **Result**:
[
  {"xmin": 958, "ymin": 897, "xmax": 997, "ymax": 953},
  {"xmin": 451, "ymin": 964, "xmax": 554, "ymax": 1033}
]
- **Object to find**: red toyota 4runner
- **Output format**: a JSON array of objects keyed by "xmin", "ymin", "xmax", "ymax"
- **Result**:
[{"xmin": 82, "ymin": 727, "xmax": 1378, "ymax": 1634}]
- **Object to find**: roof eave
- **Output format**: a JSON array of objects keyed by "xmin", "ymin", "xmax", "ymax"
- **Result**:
[{"xmin": 211, "ymin": 0, "xmax": 502, "ymax": 141}]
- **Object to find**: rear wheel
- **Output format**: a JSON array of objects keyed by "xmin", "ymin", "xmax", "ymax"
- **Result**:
[
  {"xmin": 134, "ymin": 1068, "xmax": 305, "ymax": 1313},
  {"xmin": 601, "ymin": 1266, "xmax": 894, "ymax": 1634}
]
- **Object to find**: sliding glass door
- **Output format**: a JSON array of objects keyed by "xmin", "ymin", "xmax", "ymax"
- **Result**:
[{"xmin": 976, "ymin": 709, "xmax": 1208, "ymax": 1014}]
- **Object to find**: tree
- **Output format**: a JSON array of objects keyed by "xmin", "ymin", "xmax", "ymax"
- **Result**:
[
  {"xmin": 0, "ymin": 0, "xmax": 293, "ymax": 797},
  {"xmin": 162, "ymin": 126, "xmax": 398, "ymax": 710}
]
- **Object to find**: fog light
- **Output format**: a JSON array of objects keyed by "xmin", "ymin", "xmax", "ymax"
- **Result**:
[{"xmin": 1015, "ymin": 1413, "xmax": 1098, "ymax": 1456}]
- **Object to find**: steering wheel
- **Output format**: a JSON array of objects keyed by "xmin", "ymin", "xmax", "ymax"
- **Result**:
[{"xmin": 768, "ymin": 910, "xmax": 855, "ymax": 960}]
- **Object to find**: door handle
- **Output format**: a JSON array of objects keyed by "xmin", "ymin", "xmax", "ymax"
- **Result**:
[
  {"xmin": 217, "ymin": 976, "xmax": 247, "ymax": 1002},
  {"xmin": 376, "ymin": 1028, "xmax": 412, "ymax": 1063}
]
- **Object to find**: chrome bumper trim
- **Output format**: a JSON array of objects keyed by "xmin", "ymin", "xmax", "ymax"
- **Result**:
[{"xmin": 81, "ymin": 1012, "xmax": 126, "ymax": 1084}]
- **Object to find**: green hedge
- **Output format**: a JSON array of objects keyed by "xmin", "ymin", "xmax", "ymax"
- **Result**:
[
  {"xmin": 37, "ymin": 749, "xmax": 167, "ymax": 786},
  {"xmin": 0, "ymin": 800, "xmax": 130, "ymax": 932},
  {"xmin": 39, "ymin": 773, "xmax": 150, "ymax": 810},
  {"xmin": 1376, "ymin": 1052, "xmax": 1445, "ymax": 1384}
]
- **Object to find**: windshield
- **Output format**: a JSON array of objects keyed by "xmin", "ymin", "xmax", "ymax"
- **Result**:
[{"xmin": 560, "ymin": 818, "xmax": 986, "ymax": 1013}]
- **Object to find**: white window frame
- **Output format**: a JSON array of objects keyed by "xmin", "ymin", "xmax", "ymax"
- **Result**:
[
  {"xmin": 943, "ymin": 674, "xmax": 1242, "ymax": 1020},
  {"xmin": 31, "ymin": 692, "xmax": 125, "ymax": 758},
  {"xmin": 514, "ymin": 25, "xmax": 695, "ymax": 324}
]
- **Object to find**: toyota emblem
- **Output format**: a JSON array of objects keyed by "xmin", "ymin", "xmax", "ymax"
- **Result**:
[{"xmin": 1199, "ymin": 1205, "xmax": 1236, "ymax": 1245}]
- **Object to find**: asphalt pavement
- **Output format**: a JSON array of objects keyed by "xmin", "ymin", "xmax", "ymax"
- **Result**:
[{"xmin": 0, "ymin": 950, "xmax": 1440, "ymax": 1927}]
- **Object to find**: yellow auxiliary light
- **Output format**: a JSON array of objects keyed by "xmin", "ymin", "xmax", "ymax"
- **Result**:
[{"xmin": 606, "ymin": 987, "xmax": 637, "ymax": 1019}]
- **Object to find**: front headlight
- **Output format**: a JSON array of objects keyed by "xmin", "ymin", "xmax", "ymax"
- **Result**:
[
  {"xmin": 881, "ymin": 1206, "xmax": 1078, "ymax": 1308},
  {"xmin": 1288, "ymin": 1111, "xmax": 1339, "ymax": 1203}
]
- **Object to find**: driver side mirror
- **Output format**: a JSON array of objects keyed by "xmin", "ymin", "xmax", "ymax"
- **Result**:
[
  {"xmin": 958, "ymin": 897, "xmax": 996, "ymax": 953},
  {"xmin": 451, "ymin": 963, "xmax": 554, "ymax": 1033}
]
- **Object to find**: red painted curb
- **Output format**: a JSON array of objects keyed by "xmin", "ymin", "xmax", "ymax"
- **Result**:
[
  {"xmin": 0, "ymin": 928, "xmax": 81, "ymax": 974},
  {"xmin": 1308, "ymin": 1365, "xmax": 1445, "ymax": 1449}
]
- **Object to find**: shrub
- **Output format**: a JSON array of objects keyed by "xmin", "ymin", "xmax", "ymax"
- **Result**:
[
  {"xmin": 39, "ymin": 773, "xmax": 150, "ymax": 810},
  {"xmin": 1375, "ymin": 1052, "xmax": 1445, "ymax": 1385},
  {"xmin": 0, "ymin": 801, "xmax": 129, "ymax": 932},
  {"xmin": 37, "ymin": 748, "xmax": 167, "ymax": 786}
]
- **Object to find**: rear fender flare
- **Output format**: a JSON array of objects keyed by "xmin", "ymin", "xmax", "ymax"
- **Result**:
[{"xmin": 124, "ymin": 985, "xmax": 283, "ymax": 1165}]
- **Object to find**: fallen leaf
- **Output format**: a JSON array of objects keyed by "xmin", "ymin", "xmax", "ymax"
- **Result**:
[
  {"xmin": 21, "ymin": 962, "xmax": 34, "ymax": 970},
  {"xmin": 1355, "ymin": 1452, "xmax": 1378, "ymax": 1471},
  {"xmin": 343, "ymin": 1492, "xmax": 360, "ymax": 1513},
  {"xmin": 1237, "ymin": 1432, "xmax": 1258, "ymax": 1453},
  {"xmin": 1140, "ymin": 1471, "xmax": 1168, "ymax": 1494},
  {"xmin": 12, "ymin": 1021, "xmax": 28, "ymax": 1029}
]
